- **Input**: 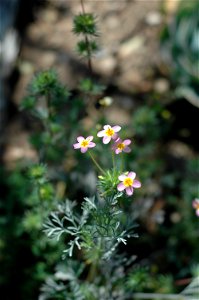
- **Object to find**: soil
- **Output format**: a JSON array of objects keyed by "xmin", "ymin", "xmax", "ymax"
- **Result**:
[{"xmin": 3, "ymin": 0, "xmax": 199, "ymax": 166}]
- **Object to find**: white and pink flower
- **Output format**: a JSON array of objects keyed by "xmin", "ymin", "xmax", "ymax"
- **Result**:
[
  {"xmin": 112, "ymin": 138, "xmax": 132, "ymax": 154},
  {"xmin": 117, "ymin": 172, "xmax": 141, "ymax": 196},
  {"xmin": 73, "ymin": 136, "xmax": 96, "ymax": 153},
  {"xmin": 192, "ymin": 198, "xmax": 199, "ymax": 217},
  {"xmin": 97, "ymin": 125, "xmax": 121, "ymax": 144}
]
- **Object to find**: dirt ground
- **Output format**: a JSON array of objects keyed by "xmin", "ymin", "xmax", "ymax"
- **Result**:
[
  {"xmin": 13, "ymin": 0, "xmax": 174, "ymax": 101},
  {"xmin": 3, "ymin": 0, "xmax": 181, "ymax": 165}
]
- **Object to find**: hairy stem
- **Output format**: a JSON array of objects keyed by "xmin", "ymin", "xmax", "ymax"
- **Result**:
[{"xmin": 80, "ymin": 0, "xmax": 93, "ymax": 74}]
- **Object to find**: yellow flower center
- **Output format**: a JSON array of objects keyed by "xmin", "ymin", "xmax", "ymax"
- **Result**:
[
  {"xmin": 123, "ymin": 177, "xmax": 133, "ymax": 187},
  {"xmin": 80, "ymin": 140, "xmax": 89, "ymax": 148},
  {"xmin": 195, "ymin": 203, "xmax": 199, "ymax": 210},
  {"xmin": 117, "ymin": 143, "xmax": 125, "ymax": 150},
  {"xmin": 105, "ymin": 128, "xmax": 114, "ymax": 137}
]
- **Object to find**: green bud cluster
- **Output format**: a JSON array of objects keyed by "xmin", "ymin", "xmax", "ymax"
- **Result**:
[
  {"xmin": 29, "ymin": 164, "xmax": 47, "ymax": 181},
  {"xmin": 73, "ymin": 12, "xmax": 99, "ymax": 60},
  {"xmin": 29, "ymin": 164, "xmax": 54, "ymax": 203},
  {"xmin": 21, "ymin": 70, "xmax": 72, "ymax": 162},
  {"xmin": 73, "ymin": 13, "xmax": 98, "ymax": 36}
]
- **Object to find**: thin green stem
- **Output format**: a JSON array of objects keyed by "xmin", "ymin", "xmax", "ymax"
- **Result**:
[
  {"xmin": 112, "ymin": 151, "xmax": 116, "ymax": 171},
  {"xmin": 120, "ymin": 153, "xmax": 124, "ymax": 172},
  {"xmin": 88, "ymin": 152, "xmax": 105, "ymax": 175}
]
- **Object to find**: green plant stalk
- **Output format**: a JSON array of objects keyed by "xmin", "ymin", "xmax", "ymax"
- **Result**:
[
  {"xmin": 88, "ymin": 152, "xmax": 105, "ymax": 175},
  {"xmin": 112, "ymin": 151, "xmax": 116, "ymax": 171},
  {"xmin": 120, "ymin": 153, "xmax": 124, "ymax": 172},
  {"xmin": 86, "ymin": 237, "xmax": 102, "ymax": 282}
]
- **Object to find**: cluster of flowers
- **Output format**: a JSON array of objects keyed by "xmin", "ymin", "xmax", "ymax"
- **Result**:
[{"xmin": 73, "ymin": 124, "xmax": 141, "ymax": 196}]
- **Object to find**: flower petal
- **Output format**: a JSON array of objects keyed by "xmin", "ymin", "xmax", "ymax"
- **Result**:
[
  {"xmin": 117, "ymin": 182, "xmax": 126, "ymax": 191},
  {"xmin": 126, "ymin": 187, "xmax": 134, "ymax": 196},
  {"xmin": 77, "ymin": 136, "xmax": 84, "ymax": 142},
  {"xmin": 196, "ymin": 209, "xmax": 199, "ymax": 217},
  {"xmin": 193, "ymin": 199, "xmax": 199, "ymax": 208},
  {"xmin": 112, "ymin": 133, "xmax": 118, "ymax": 140},
  {"xmin": 104, "ymin": 125, "xmax": 110, "ymax": 130},
  {"xmin": 103, "ymin": 136, "xmax": 111, "ymax": 144},
  {"xmin": 123, "ymin": 147, "xmax": 131, "ymax": 153},
  {"xmin": 97, "ymin": 130, "xmax": 105, "ymax": 137},
  {"xmin": 86, "ymin": 136, "xmax": 93, "ymax": 141},
  {"xmin": 88, "ymin": 142, "xmax": 96, "ymax": 148},
  {"xmin": 112, "ymin": 125, "xmax": 121, "ymax": 132},
  {"xmin": 115, "ymin": 149, "xmax": 121, "ymax": 154},
  {"xmin": 123, "ymin": 139, "xmax": 131, "ymax": 146},
  {"xmin": 73, "ymin": 143, "xmax": 81, "ymax": 149},
  {"xmin": 128, "ymin": 172, "xmax": 136, "ymax": 180},
  {"xmin": 118, "ymin": 174, "xmax": 127, "ymax": 181},
  {"xmin": 115, "ymin": 137, "xmax": 122, "ymax": 143},
  {"xmin": 81, "ymin": 147, "xmax": 88, "ymax": 153},
  {"xmin": 133, "ymin": 179, "xmax": 141, "ymax": 188}
]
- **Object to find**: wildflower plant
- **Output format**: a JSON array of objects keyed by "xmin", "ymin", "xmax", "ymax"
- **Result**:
[
  {"xmin": 41, "ymin": 122, "xmax": 141, "ymax": 299},
  {"xmin": 2, "ymin": 1, "xmax": 198, "ymax": 299},
  {"xmin": 21, "ymin": 2, "xmax": 142, "ymax": 299},
  {"xmin": 41, "ymin": 122, "xmax": 141, "ymax": 298}
]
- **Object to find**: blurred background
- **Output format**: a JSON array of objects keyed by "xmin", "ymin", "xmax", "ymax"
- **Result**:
[{"xmin": 0, "ymin": 0, "xmax": 199, "ymax": 299}]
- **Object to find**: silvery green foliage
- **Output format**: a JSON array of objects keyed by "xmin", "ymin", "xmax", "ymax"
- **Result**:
[
  {"xmin": 39, "ymin": 261, "xmax": 85, "ymax": 300},
  {"xmin": 180, "ymin": 276, "xmax": 199, "ymax": 300},
  {"xmin": 43, "ymin": 193, "xmax": 138, "ymax": 260},
  {"xmin": 39, "ymin": 255, "xmax": 137, "ymax": 300}
]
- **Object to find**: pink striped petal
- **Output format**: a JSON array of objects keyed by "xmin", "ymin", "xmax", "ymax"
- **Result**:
[
  {"xmin": 117, "ymin": 182, "xmax": 126, "ymax": 191},
  {"xmin": 112, "ymin": 125, "xmax": 121, "ymax": 132},
  {"xmin": 115, "ymin": 138, "xmax": 122, "ymax": 143},
  {"xmin": 88, "ymin": 142, "xmax": 96, "ymax": 148},
  {"xmin": 196, "ymin": 209, "xmax": 199, "ymax": 217},
  {"xmin": 112, "ymin": 133, "xmax": 118, "ymax": 140},
  {"xmin": 126, "ymin": 187, "xmax": 134, "ymax": 196},
  {"xmin": 123, "ymin": 147, "xmax": 131, "ymax": 153},
  {"xmin": 118, "ymin": 174, "xmax": 127, "ymax": 181},
  {"xmin": 123, "ymin": 139, "xmax": 131, "ymax": 146},
  {"xmin": 73, "ymin": 143, "xmax": 81, "ymax": 149},
  {"xmin": 128, "ymin": 172, "xmax": 136, "ymax": 180},
  {"xmin": 97, "ymin": 130, "xmax": 105, "ymax": 137},
  {"xmin": 193, "ymin": 199, "xmax": 199, "ymax": 208},
  {"xmin": 103, "ymin": 136, "xmax": 111, "ymax": 144},
  {"xmin": 86, "ymin": 136, "xmax": 93, "ymax": 141},
  {"xmin": 81, "ymin": 147, "xmax": 88, "ymax": 153},
  {"xmin": 132, "ymin": 179, "xmax": 141, "ymax": 188},
  {"xmin": 77, "ymin": 136, "xmax": 84, "ymax": 142}
]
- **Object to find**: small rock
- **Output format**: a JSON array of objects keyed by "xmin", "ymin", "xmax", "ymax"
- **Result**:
[
  {"xmin": 95, "ymin": 55, "xmax": 117, "ymax": 76},
  {"xmin": 154, "ymin": 78, "xmax": 169, "ymax": 93},
  {"xmin": 41, "ymin": 8, "xmax": 59, "ymax": 23},
  {"xmin": 19, "ymin": 60, "xmax": 34, "ymax": 75},
  {"xmin": 118, "ymin": 36, "xmax": 144, "ymax": 59},
  {"xmin": 170, "ymin": 212, "xmax": 182, "ymax": 223},
  {"xmin": 145, "ymin": 11, "xmax": 162, "ymax": 26},
  {"xmin": 105, "ymin": 15, "xmax": 119, "ymax": 30},
  {"xmin": 167, "ymin": 140, "xmax": 194, "ymax": 159}
]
